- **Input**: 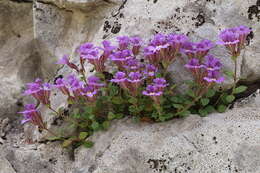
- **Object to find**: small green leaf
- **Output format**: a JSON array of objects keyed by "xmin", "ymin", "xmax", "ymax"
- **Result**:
[
  {"xmin": 159, "ymin": 115, "xmax": 166, "ymax": 122},
  {"xmin": 198, "ymin": 109, "xmax": 208, "ymax": 117},
  {"xmin": 172, "ymin": 104, "xmax": 184, "ymax": 109},
  {"xmin": 84, "ymin": 107, "xmax": 93, "ymax": 114},
  {"xmin": 200, "ymin": 98, "xmax": 210, "ymax": 106},
  {"xmin": 225, "ymin": 95, "xmax": 235, "ymax": 103},
  {"xmin": 233, "ymin": 86, "xmax": 247, "ymax": 94},
  {"xmin": 115, "ymin": 113, "xmax": 124, "ymax": 119},
  {"xmin": 178, "ymin": 110, "xmax": 190, "ymax": 117},
  {"xmin": 187, "ymin": 90, "xmax": 196, "ymax": 98},
  {"xmin": 91, "ymin": 121, "xmax": 100, "ymax": 130},
  {"xmin": 170, "ymin": 96, "xmax": 184, "ymax": 104},
  {"xmin": 62, "ymin": 139, "xmax": 73, "ymax": 148},
  {"xmin": 111, "ymin": 96, "xmax": 124, "ymax": 104},
  {"xmin": 72, "ymin": 114, "xmax": 81, "ymax": 119},
  {"xmin": 217, "ymin": 105, "xmax": 227, "ymax": 113},
  {"xmin": 83, "ymin": 140, "xmax": 94, "ymax": 148},
  {"xmin": 205, "ymin": 89, "xmax": 216, "ymax": 98},
  {"xmin": 204, "ymin": 105, "xmax": 215, "ymax": 113},
  {"xmin": 102, "ymin": 121, "xmax": 110, "ymax": 130},
  {"xmin": 129, "ymin": 97, "xmax": 138, "ymax": 104},
  {"xmin": 46, "ymin": 136, "xmax": 62, "ymax": 141},
  {"xmin": 224, "ymin": 70, "xmax": 234, "ymax": 78},
  {"xmin": 108, "ymin": 112, "xmax": 116, "ymax": 120},
  {"xmin": 79, "ymin": 132, "xmax": 88, "ymax": 140}
]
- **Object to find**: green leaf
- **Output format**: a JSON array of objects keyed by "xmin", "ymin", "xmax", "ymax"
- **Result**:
[
  {"xmin": 79, "ymin": 132, "xmax": 88, "ymax": 140},
  {"xmin": 72, "ymin": 114, "xmax": 81, "ymax": 119},
  {"xmin": 198, "ymin": 109, "xmax": 208, "ymax": 117},
  {"xmin": 224, "ymin": 70, "xmax": 234, "ymax": 78},
  {"xmin": 170, "ymin": 96, "xmax": 184, "ymax": 104},
  {"xmin": 62, "ymin": 139, "xmax": 73, "ymax": 148},
  {"xmin": 204, "ymin": 105, "xmax": 215, "ymax": 113},
  {"xmin": 205, "ymin": 89, "xmax": 216, "ymax": 98},
  {"xmin": 225, "ymin": 95, "xmax": 235, "ymax": 103},
  {"xmin": 83, "ymin": 140, "xmax": 94, "ymax": 148},
  {"xmin": 108, "ymin": 112, "xmax": 116, "ymax": 120},
  {"xmin": 91, "ymin": 121, "xmax": 100, "ymax": 130},
  {"xmin": 172, "ymin": 104, "xmax": 184, "ymax": 109},
  {"xmin": 115, "ymin": 113, "xmax": 124, "ymax": 119},
  {"xmin": 111, "ymin": 97, "xmax": 124, "ymax": 104},
  {"xmin": 84, "ymin": 107, "xmax": 93, "ymax": 114},
  {"xmin": 129, "ymin": 97, "xmax": 138, "ymax": 104},
  {"xmin": 233, "ymin": 86, "xmax": 247, "ymax": 94},
  {"xmin": 200, "ymin": 98, "xmax": 210, "ymax": 106},
  {"xmin": 46, "ymin": 136, "xmax": 63, "ymax": 141},
  {"xmin": 187, "ymin": 89, "xmax": 196, "ymax": 98},
  {"xmin": 159, "ymin": 115, "xmax": 166, "ymax": 122},
  {"xmin": 102, "ymin": 121, "xmax": 110, "ymax": 130},
  {"xmin": 217, "ymin": 105, "xmax": 227, "ymax": 113},
  {"xmin": 178, "ymin": 110, "xmax": 190, "ymax": 117}
]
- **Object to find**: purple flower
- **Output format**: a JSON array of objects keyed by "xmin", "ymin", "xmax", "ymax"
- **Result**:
[
  {"xmin": 109, "ymin": 49, "xmax": 133, "ymax": 69},
  {"xmin": 124, "ymin": 58, "xmax": 141, "ymax": 71},
  {"xmin": 153, "ymin": 78, "xmax": 168, "ymax": 90},
  {"xmin": 54, "ymin": 78, "xmax": 70, "ymax": 96},
  {"xmin": 150, "ymin": 33, "xmax": 167, "ymax": 46},
  {"xmin": 130, "ymin": 36, "xmax": 142, "ymax": 55},
  {"xmin": 117, "ymin": 36, "xmax": 130, "ymax": 50},
  {"xmin": 100, "ymin": 40, "xmax": 116, "ymax": 58},
  {"xmin": 18, "ymin": 104, "xmax": 45, "ymax": 128},
  {"xmin": 167, "ymin": 34, "xmax": 188, "ymax": 49},
  {"xmin": 185, "ymin": 58, "xmax": 204, "ymax": 69},
  {"xmin": 195, "ymin": 40, "xmax": 214, "ymax": 58},
  {"xmin": 111, "ymin": 71, "xmax": 127, "ymax": 83},
  {"xmin": 127, "ymin": 72, "xmax": 144, "ymax": 96},
  {"xmin": 181, "ymin": 42, "xmax": 197, "ymax": 59},
  {"xmin": 77, "ymin": 43, "xmax": 94, "ymax": 54},
  {"xmin": 236, "ymin": 25, "xmax": 251, "ymax": 47},
  {"xmin": 127, "ymin": 72, "xmax": 143, "ymax": 83},
  {"xmin": 204, "ymin": 71, "xmax": 225, "ymax": 84},
  {"xmin": 142, "ymin": 85, "xmax": 163, "ymax": 104},
  {"xmin": 144, "ymin": 64, "xmax": 158, "ymax": 77},
  {"xmin": 67, "ymin": 75, "xmax": 84, "ymax": 97},
  {"xmin": 56, "ymin": 55, "xmax": 70, "ymax": 65},
  {"xmin": 24, "ymin": 79, "xmax": 52, "ymax": 105},
  {"xmin": 142, "ymin": 85, "xmax": 163, "ymax": 96},
  {"xmin": 203, "ymin": 55, "xmax": 222, "ymax": 72},
  {"xmin": 87, "ymin": 76, "xmax": 105, "ymax": 89},
  {"xmin": 56, "ymin": 55, "xmax": 79, "ymax": 72},
  {"xmin": 182, "ymin": 40, "xmax": 214, "ymax": 59},
  {"xmin": 217, "ymin": 26, "xmax": 251, "ymax": 57},
  {"xmin": 81, "ymin": 86, "xmax": 98, "ymax": 101}
]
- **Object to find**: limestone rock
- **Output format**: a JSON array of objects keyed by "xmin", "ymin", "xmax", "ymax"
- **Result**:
[{"xmin": 73, "ymin": 108, "xmax": 260, "ymax": 173}]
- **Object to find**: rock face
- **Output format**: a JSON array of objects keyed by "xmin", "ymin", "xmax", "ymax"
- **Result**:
[
  {"xmin": 1, "ymin": 0, "xmax": 260, "ymax": 173},
  {"xmin": 1, "ymin": 91, "xmax": 260, "ymax": 173},
  {"xmin": 1, "ymin": 0, "xmax": 260, "ymax": 119}
]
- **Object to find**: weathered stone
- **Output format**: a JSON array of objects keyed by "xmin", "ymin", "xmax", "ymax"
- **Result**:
[{"xmin": 73, "ymin": 107, "xmax": 260, "ymax": 173}]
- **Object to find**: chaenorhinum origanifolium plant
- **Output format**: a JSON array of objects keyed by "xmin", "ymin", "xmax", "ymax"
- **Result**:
[{"xmin": 19, "ymin": 25, "xmax": 251, "ymax": 148}]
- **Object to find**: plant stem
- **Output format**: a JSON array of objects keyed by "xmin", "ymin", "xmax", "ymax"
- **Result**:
[
  {"xmin": 176, "ymin": 85, "xmax": 211, "ymax": 116},
  {"xmin": 44, "ymin": 128, "xmax": 60, "ymax": 138},
  {"xmin": 47, "ymin": 105, "xmax": 59, "ymax": 116}
]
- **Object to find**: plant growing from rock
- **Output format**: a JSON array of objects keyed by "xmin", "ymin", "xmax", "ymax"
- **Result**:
[{"xmin": 19, "ymin": 25, "xmax": 251, "ymax": 148}]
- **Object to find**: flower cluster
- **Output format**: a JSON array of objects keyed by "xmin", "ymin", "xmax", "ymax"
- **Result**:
[
  {"xmin": 24, "ymin": 78, "xmax": 51, "ymax": 105},
  {"xmin": 20, "ymin": 26, "xmax": 251, "ymax": 136},
  {"xmin": 18, "ymin": 104, "xmax": 45, "ymax": 129},
  {"xmin": 217, "ymin": 25, "xmax": 251, "ymax": 57},
  {"xmin": 144, "ymin": 33, "xmax": 188, "ymax": 68},
  {"xmin": 54, "ymin": 75, "xmax": 105, "ymax": 102},
  {"xmin": 143, "ymin": 78, "xmax": 168, "ymax": 104},
  {"xmin": 185, "ymin": 54, "xmax": 224, "ymax": 84}
]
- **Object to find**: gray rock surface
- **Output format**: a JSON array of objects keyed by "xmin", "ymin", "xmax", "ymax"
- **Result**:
[
  {"xmin": 1, "ymin": 91, "xmax": 260, "ymax": 173},
  {"xmin": 0, "ymin": 0, "xmax": 260, "ymax": 173}
]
